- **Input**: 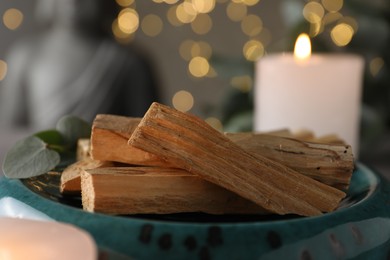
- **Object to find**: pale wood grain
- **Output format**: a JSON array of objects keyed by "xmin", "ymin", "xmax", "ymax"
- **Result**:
[
  {"xmin": 128, "ymin": 102, "xmax": 346, "ymax": 216},
  {"xmin": 81, "ymin": 167, "xmax": 267, "ymax": 215},
  {"xmin": 90, "ymin": 114, "xmax": 353, "ymax": 190},
  {"xmin": 60, "ymin": 158, "xmax": 113, "ymax": 194},
  {"xmin": 90, "ymin": 114, "xmax": 171, "ymax": 167},
  {"xmin": 227, "ymin": 132, "xmax": 354, "ymax": 190}
]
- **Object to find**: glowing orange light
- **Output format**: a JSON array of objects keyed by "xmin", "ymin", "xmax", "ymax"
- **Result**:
[{"xmin": 294, "ymin": 33, "xmax": 311, "ymax": 61}]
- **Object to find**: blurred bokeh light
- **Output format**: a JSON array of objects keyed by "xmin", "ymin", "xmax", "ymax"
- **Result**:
[{"xmin": 2, "ymin": 8, "xmax": 23, "ymax": 30}]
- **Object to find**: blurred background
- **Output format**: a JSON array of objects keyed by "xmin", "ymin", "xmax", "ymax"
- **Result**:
[{"xmin": 0, "ymin": 0, "xmax": 389, "ymax": 173}]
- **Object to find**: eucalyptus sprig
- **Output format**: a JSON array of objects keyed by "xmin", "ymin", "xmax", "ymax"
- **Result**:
[{"xmin": 2, "ymin": 115, "xmax": 91, "ymax": 179}]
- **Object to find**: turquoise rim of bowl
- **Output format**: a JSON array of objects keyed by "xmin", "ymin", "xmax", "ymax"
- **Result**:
[{"xmin": 0, "ymin": 163, "xmax": 389, "ymax": 259}]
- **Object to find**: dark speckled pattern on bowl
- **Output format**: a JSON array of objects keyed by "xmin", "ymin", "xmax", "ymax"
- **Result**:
[{"xmin": 1, "ymin": 163, "xmax": 390, "ymax": 260}]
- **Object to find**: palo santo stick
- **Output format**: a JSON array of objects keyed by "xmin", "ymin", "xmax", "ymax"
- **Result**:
[
  {"xmin": 291, "ymin": 129, "xmax": 316, "ymax": 141},
  {"xmin": 72, "ymin": 133, "xmax": 352, "ymax": 193},
  {"xmin": 227, "ymin": 133, "xmax": 353, "ymax": 190},
  {"xmin": 129, "ymin": 102, "xmax": 346, "ymax": 216},
  {"xmin": 81, "ymin": 167, "xmax": 267, "ymax": 215},
  {"xmin": 313, "ymin": 134, "xmax": 346, "ymax": 145},
  {"xmin": 89, "ymin": 114, "xmax": 352, "ymax": 190},
  {"xmin": 60, "ymin": 158, "xmax": 114, "ymax": 194},
  {"xmin": 77, "ymin": 138, "xmax": 91, "ymax": 161},
  {"xmin": 261, "ymin": 128, "xmax": 292, "ymax": 137},
  {"xmin": 266, "ymin": 128, "xmax": 346, "ymax": 145},
  {"xmin": 90, "ymin": 114, "xmax": 171, "ymax": 167}
]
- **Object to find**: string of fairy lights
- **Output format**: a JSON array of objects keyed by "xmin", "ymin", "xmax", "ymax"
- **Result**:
[{"xmin": 0, "ymin": 0, "xmax": 385, "ymax": 129}]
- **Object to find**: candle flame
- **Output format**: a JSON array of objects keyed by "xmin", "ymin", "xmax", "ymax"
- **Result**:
[{"xmin": 294, "ymin": 33, "xmax": 311, "ymax": 60}]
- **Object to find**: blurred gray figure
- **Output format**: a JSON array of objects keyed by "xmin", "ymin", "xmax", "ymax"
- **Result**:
[{"xmin": 0, "ymin": 0, "xmax": 159, "ymax": 130}]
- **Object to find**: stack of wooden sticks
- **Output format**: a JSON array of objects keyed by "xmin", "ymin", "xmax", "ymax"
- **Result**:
[{"xmin": 60, "ymin": 102, "xmax": 354, "ymax": 217}]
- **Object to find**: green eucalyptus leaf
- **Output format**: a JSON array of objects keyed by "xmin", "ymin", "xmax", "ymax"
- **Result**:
[
  {"xmin": 2, "ymin": 136, "xmax": 61, "ymax": 179},
  {"xmin": 34, "ymin": 129, "xmax": 64, "ymax": 146},
  {"xmin": 56, "ymin": 115, "xmax": 91, "ymax": 146}
]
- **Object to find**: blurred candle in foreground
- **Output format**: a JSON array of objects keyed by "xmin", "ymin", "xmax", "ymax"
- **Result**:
[
  {"xmin": 0, "ymin": 218, "xmax": 96, "ymax": 260},
  {"xmin": 254, "ymin": 33, "xmax": 364, "ymax": 155}
]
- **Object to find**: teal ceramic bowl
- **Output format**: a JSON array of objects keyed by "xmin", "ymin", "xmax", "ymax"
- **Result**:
[{"xmin": 1, "ymin": 163, "xmax": 390, "ymax": 259}]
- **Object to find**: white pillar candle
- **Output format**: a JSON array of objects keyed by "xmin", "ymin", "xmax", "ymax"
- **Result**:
[
  {"xmin": 254, "ymin": 34, "xmax": 364, "ymax": 155},
  {"xmin": 0, "ymin": 218, "xmax": 97, "ymax": 260}
]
